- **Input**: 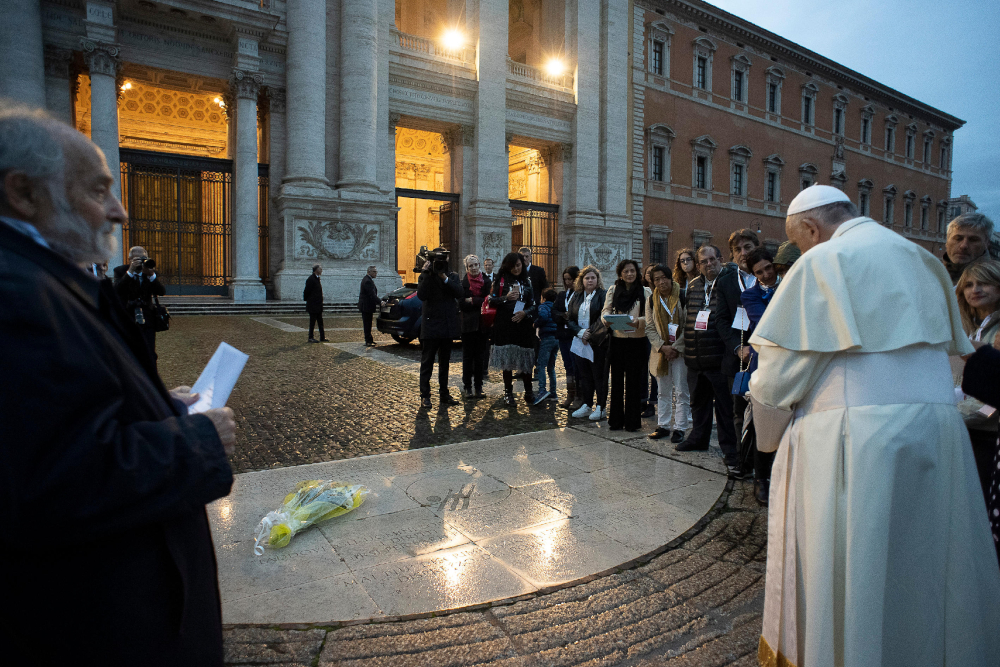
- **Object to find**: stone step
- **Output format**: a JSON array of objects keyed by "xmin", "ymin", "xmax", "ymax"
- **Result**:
[{"xmin": 159, "ymin": 299, "xmax": 359, "ymax": 316}]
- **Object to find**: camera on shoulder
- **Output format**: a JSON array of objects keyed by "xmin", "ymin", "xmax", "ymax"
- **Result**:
[{"xmin": 415, "ymin": 245, "xmax": 450, "ymax": 274}]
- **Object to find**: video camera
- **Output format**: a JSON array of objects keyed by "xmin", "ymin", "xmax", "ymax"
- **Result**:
[{"xmin": 415, "ymin": 246, "xmax": 450, "ymax": 274}]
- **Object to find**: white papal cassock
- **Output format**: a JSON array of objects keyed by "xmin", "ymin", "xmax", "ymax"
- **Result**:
[{"xmin": 749, "ymin": 217, "xmax": 1000, "ymax": 666}]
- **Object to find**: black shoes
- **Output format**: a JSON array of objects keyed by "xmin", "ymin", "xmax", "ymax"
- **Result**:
[
  {"xmin": 420, "ymin": 396, "xmax": 432, "ymax": 409},
  {"xmin": 503, "ymin": 390, "xmax": 517, "ymax": 406},
  {"xmin": 754, "ymin": 480, "xmax": 770, "ymax": 506},
  {"xmin": 524, "ymin": 390, "xmax": 536, "ymax": 405},
  {"xmin": 675, "ymin": 439, "xmax": 709, "ymax": 452},
  {"xmin": 460, "ymin": 386, "xmax": 473, "ymax": 400},
  {"xmin": 641, "ymin": 405, "xmax": 655, "ymax": 418},
  {"xmin": 648, "ymin": 427, "xmax": 670, "ymax": 440},
  {"xmin": 307, "ymin": 338, "xmax": 319, "ymax": 343},
  {"xmin": 670, "ymin": 429, "xmax": 685, "ymax": 444},
  {"xmin": 439, "ymin": 392, "xmax": 459, "ymax": 406},
  {"xmin": 728, "ymin": 466, "xmax": 752, "ymax": 480},
  {"xmin": 364, "ymin": 341, "xmax": 375, "ymax": 347},
  {"xmin": 474, "ymin": 387, "xmax": 486, "ymax": 399}
]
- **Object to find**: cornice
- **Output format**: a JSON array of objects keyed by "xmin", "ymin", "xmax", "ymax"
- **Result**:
[{"xmin": 640, "ymin": 0, "xmax": 965, "ymax": 131}]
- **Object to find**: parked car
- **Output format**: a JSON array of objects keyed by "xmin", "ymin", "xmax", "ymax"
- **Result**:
[{"xmin": 376, "ymin": 283, "xmax": 465, "ymax": 344}]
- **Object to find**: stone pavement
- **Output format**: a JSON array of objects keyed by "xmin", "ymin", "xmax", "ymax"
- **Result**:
[{"xmin": 156, "ymin": 315, "xmax": 766, "ymax": 666}]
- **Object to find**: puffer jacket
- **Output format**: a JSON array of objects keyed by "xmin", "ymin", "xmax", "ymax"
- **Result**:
[{"xmin": 681, "ymin": 267, "xmax": 732, "ymax": 371}]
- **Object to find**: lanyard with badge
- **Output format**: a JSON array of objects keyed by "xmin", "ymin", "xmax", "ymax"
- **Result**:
[
  {"xmin": 695, "ymin": 279, "xmax": 715, "ymax": 330},
  {"xmin": 972, "ymin": 314, "xmax": 994, "ymax": 342},
  {"xmin": 659, "ymin": 295, "xmax": 679, "ymax": 342}
]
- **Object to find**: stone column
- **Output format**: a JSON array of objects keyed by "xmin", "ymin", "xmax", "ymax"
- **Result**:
[
  {"xmin": 338, "ymin": 0, "xmax": 379, "ymax": 192},
  {"xmin": 43, "ymin": 47, "xmax": 74, "ymax": 124},
  {"xmin": 569, "ymin": 0, "xmax": 600, "ymax": 218},
  {"xmin": 229, "ymin": 69, "xmax": 266, "ymax": 302},
  {"xmin": 0, "ymin": 0, "xmax": 45, "ymax": 106},
  {"xmin": 284, "ymin": 0, "xmax": 328, "ymax": 188},
  {"xmin": 600, "ymin": 0, "xmax": 629, "ymax": 223},
  {"xmin": 266, "ymin": 88, "xmax": 287, "ymax": 280},
  {"xmin": 81, "ymin": 40, "xmax": 122, "ymax": 252}
]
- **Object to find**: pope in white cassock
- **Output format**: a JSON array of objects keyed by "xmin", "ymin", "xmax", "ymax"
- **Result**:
[{"xmin": 750, "ymin": 185, "xmax": 1000, "ymax": 667}]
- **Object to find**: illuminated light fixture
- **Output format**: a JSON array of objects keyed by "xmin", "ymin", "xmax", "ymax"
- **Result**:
[
  {"xmin": 214, "ymin": 96, "xmax": 225, "ymax": 108},
  {"xmin": 120, "ymin": 81, "xmax": 132, "ymax": 91},
  {"xmin": 544, "ymin": 58, "xmax": 566, "ymax": 77},
  {"xmin": 441, "ymin": 28, "xmax": 464, "ymax": 51}
]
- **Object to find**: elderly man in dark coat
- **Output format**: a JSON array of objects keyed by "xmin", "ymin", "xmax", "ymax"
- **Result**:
[
  {"xmin": 358, "ymin": 265, "xmax": 379, "ymax": 346},
  {"xmin": 417, "ymin": 249, "xmax": 463, "ymax": 408},
  {"xmin": 303, "ymin": 264, "xmax": 327, "ymax": 343},
  {"xmin": 0, "ymin": 105, "xmax": 236, "ymax": 666}
]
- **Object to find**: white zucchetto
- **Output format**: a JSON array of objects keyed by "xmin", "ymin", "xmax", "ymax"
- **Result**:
[{"xmin": 787, "ymin": 184, "xmax": 852, "ymax": 215}]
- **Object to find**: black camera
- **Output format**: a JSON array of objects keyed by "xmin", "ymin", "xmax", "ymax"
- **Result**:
[
  {"xmin": 415, "ymin": 246, "xmax": 450, "ymax": 274},
  {"xmin": 142, "ymin": 258, "xmax": 156, "ymax": 270}
]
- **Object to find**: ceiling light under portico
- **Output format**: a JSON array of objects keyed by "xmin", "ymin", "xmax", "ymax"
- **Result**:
[{"xmin": 441, "ymin": 28, "xmax": 465, "ymax": 51}]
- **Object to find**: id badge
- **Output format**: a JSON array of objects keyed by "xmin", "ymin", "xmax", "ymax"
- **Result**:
[
  {"xmin": 695, "ymin": 310, "xmax": 710, "ymax": 331},
  {"xmin": 667, "ymin": 323, "xmax": 678, "ymax": 343},
  {"xmin": 732, "ymin": 306, "xmax": 750, "ymax": 331}
]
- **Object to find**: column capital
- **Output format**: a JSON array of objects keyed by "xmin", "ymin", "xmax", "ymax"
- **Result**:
[
  {"xmin": 266, "ymin": 86, "xmax": 286, "ymax": 113},
  {"xmin": 44, "ymin": 46, "xmax": 73, "ymax": 79},
  {"xmin": 80, "ymin": 39, "xmax": 120, "ymax": 77},
  {"xmin": 229, "ymin": 69, "xmax": 263, "ymax": 100}
]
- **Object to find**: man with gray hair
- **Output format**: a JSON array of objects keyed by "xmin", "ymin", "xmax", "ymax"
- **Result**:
[
  {"xmin": 749, "ymin": 185, "xmax": 1000, "ymax": 665},
  {"xmin": 944, "ymin": 212, "xmax": 996, "ymax": 284},
  {"xmin": 0, "ymin": 104, "xmax": 236, "ymax": 665}
]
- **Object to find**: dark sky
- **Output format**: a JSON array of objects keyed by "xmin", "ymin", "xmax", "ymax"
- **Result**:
[{"xmin": 709, "ymin": 0, "xmax": 1000, "ymax": 217}]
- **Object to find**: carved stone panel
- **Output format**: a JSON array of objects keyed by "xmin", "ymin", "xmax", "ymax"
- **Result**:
[
  {"xmin": 480, "ymin": 231, "xmax": 508, "ymax": 264},
  {"xmin": 579, "ymin": 242, "xmax": 628, "ymax": 272},
  {"xmin": 296, "ymin": 220, "xmax": 381, "ymax": 261}
]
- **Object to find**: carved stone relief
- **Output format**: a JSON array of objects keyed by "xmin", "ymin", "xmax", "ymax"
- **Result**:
[
  {"xmin": 579, "ymin": 242, "xmax": 628, "ymax": 272},
  {"xmin": 296, "ymin": 221, "xmax": 381, "ymax": 261},
  {"xmin": 481, "ymin": 231, "xmax": 507, "ymax": 264}
]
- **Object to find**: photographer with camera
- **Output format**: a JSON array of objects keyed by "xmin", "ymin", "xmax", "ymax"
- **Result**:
[
  {"xmin": 114, "ymin": 245, "xmax": 166, "ymax": 359},
  {"xmin": 417, "ymin": 247, "xmax": 463, "ymax": 409}
]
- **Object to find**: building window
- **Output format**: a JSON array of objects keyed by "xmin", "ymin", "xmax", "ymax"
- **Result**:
[
  {"xmin": 691, "ymin": 134, "xmax": 716, "ymax": 191},
  {"xmin": 883, "ymin": 185, "xmax": 897, "ymax": 226},
  {"xmin": 885, "ymin": 198, "xmax": 894, "ymax": 225},
  {"xmin": 732, "ymin": 164, "xmax": 744, "ymax": 195},
  {"xmin": 765, "ymin": 66, "xmax": 784, "ymax": 117},
  {"xmin": 646, "ymin": 123, "xmax": 675, "ymax": 184},
  {"xmin": 905, "ymin": 124, "xmax": 917, "ymax": 160},
  {"xmin": 801, "ymin": 83, "xmax": 818, "ymax": 126},
  {"xmin": 920, "ymin": 199, "xmax": 930, "ymax": 230},
  {"xmin": 923, "ymin": 134, "xmax": 933, "ymax": 164},
  {"xmin": 731, "ymin": 54, "xmax": 750, "ymax": 103},
  {"xmin": 733, "ymin": 69, "xmax": 743, "ymax": 101},
  {"xmin": 938, "ymin": 206, "xmax": 946, "ymax": 233},
  {"xmin": 799, "ymin": 163, "xmax": 818, "ymax": 190},
  {"xmin": 860, "ymin": 105, "xmax": 874, "ymax": 145},
  {"xmin": 858, "ymin": 178, "xmax": 874, "ymax": 217},
  {"xmin": 905, "ymin": 134, "xmax": 914, "ymax": 158},
  {"xmin": 646, "ymin": 21, "xmax": 673, "ymax": 77},
  {"xmin": 729, "ymin": 145, "xmax": 751, "ymax": 199},
  {"xmin": 763, "ymin": 154, "xmax": 784, "ymax": 204},
  {"xmin": 940, "ymin": 138, "xmax": 951, "ymax": 169},
  {"xmin": 692, "ymin": 37, "xmax": 716, "ymax": 93},
  {"xmin": 832, "ymin": 94, "xmax": 848, "ymax": 136},
  {"xmin": 884, "ymin": 115, "xmax": 898, "ymax": 153},
  {"xmin": 904, "ymin": 201, "xmax": 913, "ymax": 228},
  {"xmin": 649, "ymin": 234, "xmax": 668, "ymax": 265}
]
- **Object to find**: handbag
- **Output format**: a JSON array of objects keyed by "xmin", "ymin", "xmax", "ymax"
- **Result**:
[
  {"xmin": 148, "ymin": 294, "xmax": 171, "ymax": 332},
  {"xmin": 480, "ymin": 277, "xmax": 500, "ymax": 328},
  {"xmin": 731, "ymin": 327, "xmax": 751, "ymax": 395}
]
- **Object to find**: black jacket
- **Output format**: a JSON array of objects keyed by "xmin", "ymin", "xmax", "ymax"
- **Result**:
[
  {"xmin": 712, "ymin": 265, "xmax": 748, "ymax": 377},
  {"xmin": 113, "ymin": 269, "xmax": 166, "ymax": 327},
  {"xmin": 459, "ymin": 274, "xmax": 492, "ymax": 334},
  {"xmin": 524, "ymin": 263, "xmax": 548, "ymax": 305},
  {"xmin": 358, "ymin": 274, "xmax": 379, "ymax": 313},
  {"xmin": 417, "ymin": 269, "xmax": 463, "ymax": 339},
  {"xmin": 682, "ymin": 265, "xmax": 740, "ymax": 373},
  {"xmin": 0, "ymin": 223, "xmax": 232, "ymax": 665},
  {"xmin": 552, "ymin": 289, "xmax": 576, "ymax": 340},
  {"xmin": 567, "ymin": 288, "xmax": 609, "ymax": 347},
  {"xmin": 303, "ymin": 273, "xmax": 324, "ymax": 313}
]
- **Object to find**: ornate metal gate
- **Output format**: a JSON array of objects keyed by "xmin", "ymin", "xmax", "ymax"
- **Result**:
[
  {"xmin": 510, "ymin": 200, "xmax": 559, "ymax": 282},
  {"xmin": 120, "ymin": 149, "xmax": 270, "ymax": 295}
]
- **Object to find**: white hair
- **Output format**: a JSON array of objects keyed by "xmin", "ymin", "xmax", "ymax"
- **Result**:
[
  {"xmin": 0, "ymin": 102, "xmax": 65, "ymax": 209},
  {"xmin": 948, "ymin": 213, "xmax": 994, "ymax": 240},
  {"xmin": 463, "ymin": 254, "xmax": 480, "ymax": 268}
]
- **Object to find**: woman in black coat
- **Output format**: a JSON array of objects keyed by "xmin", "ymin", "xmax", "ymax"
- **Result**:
[
  {"xmin": 961, "ymin": 343, "xmax": 1000, "ymax": 568},
  {"xmin": 488, "ymin": 252, "xmax": 536, "ymax": 405},
  {"xmin": 567, "ymin": 265, "xmax": 609, "ymax": 420},
  {"xmin": 552, "ymin": 265, "xmax": 580, "ymax": 408},
  {"xmin": 459, "ymin": 254, "xmax": 492, "ymax": 399}
]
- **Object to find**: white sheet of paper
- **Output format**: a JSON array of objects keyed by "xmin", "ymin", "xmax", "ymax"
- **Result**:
[
  {"xmin": 732, "ymin": 306, "xmax": 750, "ymax": 331},
  {"xmin": 188, "ymin": 342, "xmax": 249, "ymax": 414},
  {"xmin": 513, "ymin": 301, "xmax": 525, "ymax": 313},
  {"xmin": 570, "ymin": 335, "xmax": 594, "ymax": 362},
  {"xmin": 978, "ymin": 404, "xmax": 997, "ymax": 418}
]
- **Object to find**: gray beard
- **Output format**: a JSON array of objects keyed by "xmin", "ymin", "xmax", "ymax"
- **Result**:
[{"xmin": 43, "ymin": 196, "xmax": 119, "ymax": 267}]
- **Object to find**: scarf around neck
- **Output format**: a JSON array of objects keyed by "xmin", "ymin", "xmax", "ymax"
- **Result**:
[
  {"xmin": 468, "ymin": 272, "xmax": 485, "ymax": 295},
  {"xmin": 612, "ymin": 279, "xmax": 642, "ymax": 314}
]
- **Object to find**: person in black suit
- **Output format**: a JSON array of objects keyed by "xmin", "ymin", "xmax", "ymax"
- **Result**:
[
  {"xmin": 303, "ymin": 264, "xmax": 327, "ymax": 343},
  {"xmin": 114, "ymin": 246, "xmax": 167, "ymax": 359},
  {"xmin": 0, "ymin": 105, "xmax": 236, "ymax": 666},
  {"xmin": 519, "ymin": 246, "xmax": 548, "ymax": 306},
  {"xmin": 358, "ymin": 265, "xmax": 379, "ymax": 346},
  {"xmin": 961, "ymin": 343, "xmax": 1000, "ymax": 567},
  {"xmin": 417, "ymin": 249, "xmax": 463, "ymax": 408}
]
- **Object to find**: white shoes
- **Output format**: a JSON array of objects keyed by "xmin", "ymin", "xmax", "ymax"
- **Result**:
[
  {"xmin": 589, "ymin": 405, "xmax": 604, "ymax": 421},
  {"xmin": 571, "ymin": 403, "xmax": 591, "ymax": 418}
]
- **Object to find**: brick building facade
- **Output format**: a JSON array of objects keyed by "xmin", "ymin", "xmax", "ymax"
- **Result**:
[{"xmin": 630, "ymin": 0, "xmax": 965, "ymax": 264}]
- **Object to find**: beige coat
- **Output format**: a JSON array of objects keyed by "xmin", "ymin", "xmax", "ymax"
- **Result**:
[
  {"xmin": 602, "ymin": 284, "xmax": 651, "ymax": 338},
  {"xmin": 645, "ymin": 290, "xmax": 684, "ymax": 376}
]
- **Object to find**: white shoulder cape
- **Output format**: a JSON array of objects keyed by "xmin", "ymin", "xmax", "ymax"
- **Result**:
[{"xmin": 749, "ymin": 217, "xmax": 972, "ymax": 356}]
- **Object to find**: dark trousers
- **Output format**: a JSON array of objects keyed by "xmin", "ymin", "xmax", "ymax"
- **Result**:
[
  {"xmin": 461, "ymin": 330, "xmax": 489, "ymax": 390},
  {"xmin": 419, "ymin": 338, "xmax": 451, "ymax": 397},
  {"xmin": 557, "ymin": 337, "xmax": 576, "ymax": 380},
  {"xmin": 968, "ymin": 428, "xmax": 996, "ymax": 502},
  {"xmin": 733, "ymin": 390, "xmax": 748, "ymax": 450},
  {"xmin": 141, "ymin": 328, "xmax": 157, "ymax": 362},
  {"xmin": 609, "ymin": 337, "xmax": 647, "ymax": 430},
  {"xmin": 308, "ymin": 312, "xmax": 325, "ymax": 339},
  {"xmin": 502, "ymin": 369, "xmax": 532, "ymax": 393},
  {"xmin": 574, "ymin": 344, "xmax": 609, "ymax": 408},
  {"xmin": 686, "ymin": 368, "xmax": 738, "ymax": 461},
  {"xmin": 362, "ymin": 311, "xmax": 374, "ymax": 344}
]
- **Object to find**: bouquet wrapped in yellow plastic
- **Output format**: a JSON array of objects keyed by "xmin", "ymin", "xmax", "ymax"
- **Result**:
[{"xmin": 253, "ymin": 480, "xmax": 369, "ymax": 555}]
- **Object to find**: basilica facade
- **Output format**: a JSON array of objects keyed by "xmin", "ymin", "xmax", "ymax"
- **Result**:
[{"xmin": 1, "ymin": 0, "xmax": 963, "ymax": 301}]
